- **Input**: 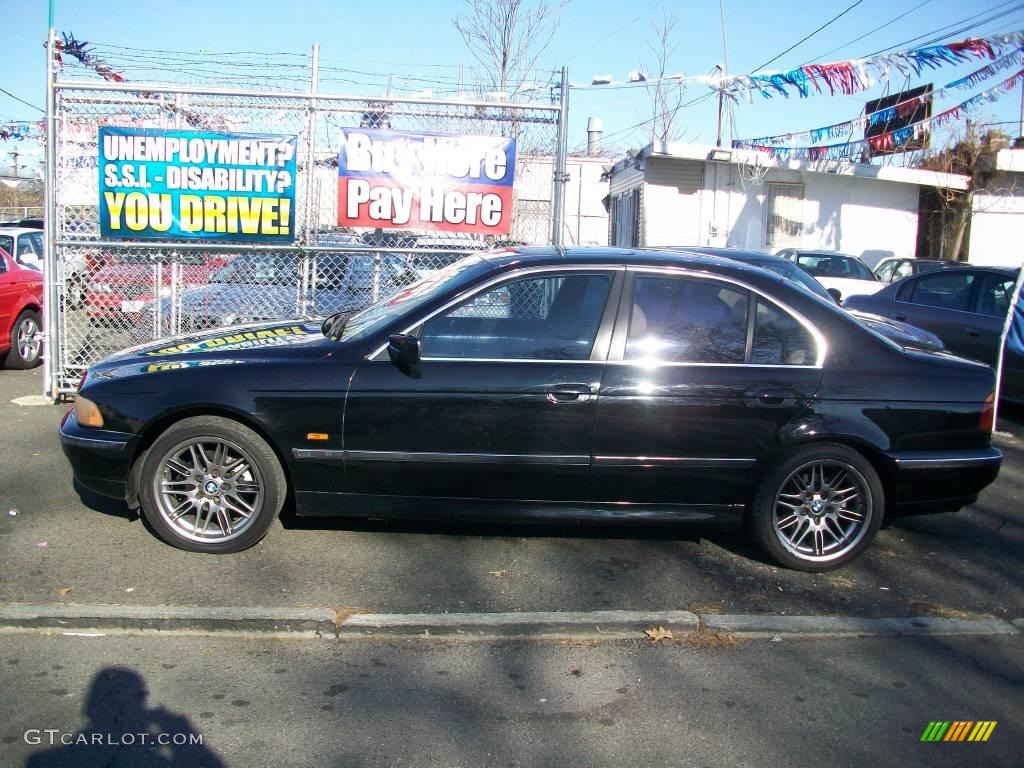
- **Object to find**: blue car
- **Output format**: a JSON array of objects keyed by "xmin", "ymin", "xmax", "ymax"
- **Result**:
[{"xmin": 138, "ymin": 251, "xmax": 418, "ymax": 337}]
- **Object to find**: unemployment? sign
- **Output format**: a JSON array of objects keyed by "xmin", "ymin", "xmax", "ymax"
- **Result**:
[
  {"xmin": 99, "ymin": 127, "xmax": 297, "ymax": 242},
  {"xmin": 337, "ymin": 128, "xmax": 515, "ymax": 234}
]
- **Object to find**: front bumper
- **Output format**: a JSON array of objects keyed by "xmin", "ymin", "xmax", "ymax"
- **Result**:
[
  {"xmin": 885, "ymin": 447, "xmax": 1003, "ymax": 515},
  {"xmin": 59, "ymin": 409, "xmax": 137, "ymax": 499}
]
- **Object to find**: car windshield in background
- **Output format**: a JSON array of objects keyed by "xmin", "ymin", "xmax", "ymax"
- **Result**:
[
  {"xmin": 796, "ymin": 253, "xmax": 875, "ymax": 280},
  {"xmin": 0, "ymin": 236, "xmax": 12, "ymax": 256},
  {"xmin": 335, "ymin": 255, "xmax": 487, "ymax": 342},
  {"xmin": 745, "ymin": 258, "xmax": 835, "ymax": 302},
  {"xmin": 211, "ymin": 254, "xmax": 298, "ymax": 285}
]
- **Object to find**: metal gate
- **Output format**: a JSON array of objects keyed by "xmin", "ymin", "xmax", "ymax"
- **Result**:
[{"xmin": 43, "ymin": 42, "xmax": 568, "ymax": 398}]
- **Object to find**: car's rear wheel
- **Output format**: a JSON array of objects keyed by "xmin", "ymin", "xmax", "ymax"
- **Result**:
[
  {"xmin": 750, "ymin": 443, "xmax": 883, "ymax": 571},
  {"xmin": 138, "ymin": 416, "xmax": 286, "ymax": 553},
  {"xmin": 5, "ymin": 309, "xmax": 42, "ymax": 369}
]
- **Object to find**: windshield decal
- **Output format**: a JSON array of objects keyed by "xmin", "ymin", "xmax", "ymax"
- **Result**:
[{"xmin": 143, "ymin": 324, "xmax": 310, "ymax": 356}]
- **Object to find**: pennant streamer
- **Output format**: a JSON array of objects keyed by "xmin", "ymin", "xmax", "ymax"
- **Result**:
[
  {"xmin": 734, "ymin": 48, "xmax": 1024, "ymax": 149},
  {"xmin": 720, "ymin": 30, "xmax": 1023, "ymax": 101},
  {"xmin": 736, "ymin": 70, "xmax": 1024, "ymax": 162}
]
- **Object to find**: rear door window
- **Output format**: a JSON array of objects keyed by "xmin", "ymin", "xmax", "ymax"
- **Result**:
[
  {"xmin": 908, "ymin": 272, "xmax": 975, "ymax": 312},
  {"xmin": 973, "ymin": 273, "xmax": 1017, "ymax": 318}
]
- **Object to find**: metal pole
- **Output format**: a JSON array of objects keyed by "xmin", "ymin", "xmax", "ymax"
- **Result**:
[
  {"xmin": 992, "ymin": 267, "xmax": 1024, "ymax": 430},
  {"xmin": 550, "ymin": 66, "xmax": 569, "ymax": 248},
  {"xmin": 43, "ymin": 28, "xmax": 60, "ymax": 400},
  {"xmin": 299, "ymin": 44, "xmax": 319, "ymax": 316}
]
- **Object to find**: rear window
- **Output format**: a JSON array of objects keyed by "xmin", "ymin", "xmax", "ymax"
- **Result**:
[{"xmin": 906, "ymin": 272, "xmax": 975, "ymax": 312}]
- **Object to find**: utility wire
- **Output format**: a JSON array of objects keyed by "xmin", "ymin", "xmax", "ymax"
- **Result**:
[
  {"xmin": 749, "ymin": 0, "xmax": 867, "ymax": 73},
  {"xmin": 803, "ymin": 0, "xmax": 934, "ymax": 64},
  {"xmin": 0, "ymin": 88, "xmax": 43, "ymax": 113},
  {"xmin": 863, "ymin": 0, "xmax": 1024, "ymax": 57}
]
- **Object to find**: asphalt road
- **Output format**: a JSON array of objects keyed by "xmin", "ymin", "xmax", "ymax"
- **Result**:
[
  {"xmin": 0, "ymin": 631, "xmax": 1021, "ymax": 767},
  {"xmin": 1, "ymin": 368, "xmax": 1023, "ymax": 618}
]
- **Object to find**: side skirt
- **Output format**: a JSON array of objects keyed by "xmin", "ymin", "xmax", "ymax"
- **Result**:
[{"xmin": 294, "ymin": 491, "xmax": 743, "ymax": 527}]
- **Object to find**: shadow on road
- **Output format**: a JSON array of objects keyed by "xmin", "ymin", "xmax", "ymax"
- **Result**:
[{"xmin": 24, "ymin": 666, "xmax": 224, "ymax": 768}]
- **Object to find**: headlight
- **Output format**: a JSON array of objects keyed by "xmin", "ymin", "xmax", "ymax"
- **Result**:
[{"xmin": 75, "ymin": 396, "xmax": 104, "ymax": 428}]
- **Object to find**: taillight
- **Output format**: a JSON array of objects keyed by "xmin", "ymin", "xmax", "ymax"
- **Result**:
[{"xmin": 979, "ymin": 391, "xmax": 995, "ymax": 433}]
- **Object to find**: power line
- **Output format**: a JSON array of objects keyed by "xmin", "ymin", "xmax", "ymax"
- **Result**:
[
  {"xmin": 0, "ymin": 88, "xmax": 43, "ymax": 113},
  {"xmin": 803, "ymin": 0, "xmax": 934, "ymax": 64},
  {"xmin": 863, "ymin": 0, "xmax": 1024, "ymax": 57},
  {"xmin": 749, "ymin": 0, "xmax": 867, "ymax": 73},
  {"xmin": 564, "ymin": 0, "xmax": 666, "ymax": 63}
]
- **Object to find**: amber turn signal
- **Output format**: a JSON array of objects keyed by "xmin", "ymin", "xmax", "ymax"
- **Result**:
[
  {"xmin": 75, "ymin": 396, "xmax": 104, "ymax": 428},
  {"xmin": 306, "ymin": 432, "xmax": 329, "ymax": 441}
]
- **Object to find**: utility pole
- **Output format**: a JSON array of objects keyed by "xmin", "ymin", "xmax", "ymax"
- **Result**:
[{"xmin": 8, "ymin": 149, "xmax": 19, "ymax": 208}]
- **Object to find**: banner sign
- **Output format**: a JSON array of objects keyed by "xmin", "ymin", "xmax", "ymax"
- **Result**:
[
  {"xmin": 99, "ymin": 127, "xmax": 297, "ymax": 242},
  {"xmin": 337, "ymin": 128, "xmax": 515, "ymax": 234}
]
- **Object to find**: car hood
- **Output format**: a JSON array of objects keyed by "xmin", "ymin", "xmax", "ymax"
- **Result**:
[{"xmin": 92, "ymin": 319, "xmax": 336, "ymax": 374}]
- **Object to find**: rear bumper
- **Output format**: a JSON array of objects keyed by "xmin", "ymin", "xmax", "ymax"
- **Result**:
[
  {"xmin": 59, "ymin": 409, "xmax": 136, "ymax": 499},
  {"xmin": 885, "ymin": 447, "xmax": 1002, "ymax": 516}
]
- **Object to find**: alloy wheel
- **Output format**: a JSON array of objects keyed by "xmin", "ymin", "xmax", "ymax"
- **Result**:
[
  {"xmin": 772, "ymin": 459, "xmax": 872, "ymax": 563},
  {"xmin": 152, "ymin": 437, "xmax": 265, "ymax": 543},
  {"xmin": 17, "ymin": 316, "xmax": 41, "ymax": 363}
]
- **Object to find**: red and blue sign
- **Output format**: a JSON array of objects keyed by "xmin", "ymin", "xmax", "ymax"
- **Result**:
[{"xmin": 337, "ymin": 128, "xmax": 515, "ymax": 235}]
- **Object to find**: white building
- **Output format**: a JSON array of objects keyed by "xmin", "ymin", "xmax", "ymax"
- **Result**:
[
  {"xmin": 968, "ymin": 147, "xmax": 1024, "ymax": 268},
  {"xmin": 607, "ymin": 142, "xmax": 969, "ymax": 266}
]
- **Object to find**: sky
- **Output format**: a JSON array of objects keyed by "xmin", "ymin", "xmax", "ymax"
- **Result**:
[{"xmin": 2, "ymin": 0, "xmax": 1024, "ymax": 177}]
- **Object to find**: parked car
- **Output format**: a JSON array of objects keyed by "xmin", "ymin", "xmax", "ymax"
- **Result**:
[
  {"xmin": 134, "ymin": 251, "xmax": 419, "ymax": 336},
  {"xmin": 844, "ymin": 266, "xmax": 1022, "ymax": 403},
  {"xmin": 62, "ymin": 247, "xmax": 1003, "ymax": 571},
  {"xmin": 0, "ymin": 223, "xmax": 91, "ymax": 309},
  {"xmin": 667, "ymin": 246, "xmax": 944, "ymax": 351},
  {"xmin": 873, "ymin": 257, "xmax": 959, "ymax": 284},
  {"xmin": 777, "ymin": 249, "xmax": 883, "ymax": 301},
  {"xmin": 0, "ymin": 246, "xmax": 44, "ymax": 368},
  {"xmin": 87, "ymin": 251, "xmax": 231, "ymax": 322}
]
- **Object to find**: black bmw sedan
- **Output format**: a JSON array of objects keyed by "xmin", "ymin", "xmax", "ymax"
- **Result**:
[{"xmin": 60, "ymin": 247, "xmax": 1002, "ymax": 571}]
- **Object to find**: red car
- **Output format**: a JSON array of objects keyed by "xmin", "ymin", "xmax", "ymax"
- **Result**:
[
  {"xmin": 86, "ymin": 252, "xmax": 231, "ymax": 321},
  {"xmin": 0, "ymin": 247, "xmax": 44, "ymax": 368}
]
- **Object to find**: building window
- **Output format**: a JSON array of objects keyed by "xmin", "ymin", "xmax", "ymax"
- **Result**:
[
  {"xmin": 611, "ymin": 188, "xmax": 641, "ymax": 247},
  {"xmin": 764, "ymin": 183, "xmax": 805, "ymax": 248}
]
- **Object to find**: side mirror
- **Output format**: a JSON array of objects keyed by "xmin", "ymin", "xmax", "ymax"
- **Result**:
[
  {"xmin": 826, "ymin": 288, "xmax": 843, "ymax": 303},
  {"xmin": 387, "ymin": 334, "xmax": 421, "ymax": 368}
]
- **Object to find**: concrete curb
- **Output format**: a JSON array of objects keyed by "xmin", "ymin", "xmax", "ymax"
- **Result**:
[
  {"xmin": 0, "ymin": 604, "xmax": 1018, "ymax": 640},
  {"xmin": 701, "ymin": 614, "xmax": 1020, "ymax": 638}
]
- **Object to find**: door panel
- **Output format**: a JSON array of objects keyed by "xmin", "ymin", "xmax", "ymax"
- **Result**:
[
  {"xmin": 342, "ymin": 269, "xmax": 621, "ymax": 502},
  {"xmin": 344, "ymin": 360, "xmax": 605, "ymax": 500},
  {"xmin": 592, "ymin": 271, "xmax": 823, "ymax": 506}
]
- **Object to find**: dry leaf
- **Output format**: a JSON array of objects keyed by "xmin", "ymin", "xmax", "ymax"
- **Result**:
[
  {"xmin": 488, "ymin": 570, "xmax": 509, "ymax": 578},
  {"xmin": 57, "ymin": 587, "xmax": 72, "ymax": 597},
  {"xmin": 644, "ymin": 626, "xmax": 673, "ymax": 642}
]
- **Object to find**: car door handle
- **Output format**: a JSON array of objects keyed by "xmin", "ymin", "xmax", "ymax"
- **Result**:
[
  {"xmin": 893, "ymin": 313, "xmax": 907, "ymax": 321},
  {"xmin": 755, "ymin": 390, "xmax": 798, "ymax": 408},
  {"xmin": 547, "ymin": 384, "xmax": 592, "ymax": 404},
  {"xmin": 963, "ymin": 327, "xmax": 980, "ymax": 337}
]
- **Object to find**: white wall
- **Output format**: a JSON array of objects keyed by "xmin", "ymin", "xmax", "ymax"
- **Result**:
[
  {"xmin": 969, "ymin": 187, "xmax": 1024, "ymax": 267},
  {"xmin": 640, "ymin": 157, "xmax": 703, "ymax": 247}
]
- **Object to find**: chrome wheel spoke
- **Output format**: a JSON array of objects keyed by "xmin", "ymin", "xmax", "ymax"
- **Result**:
[
  {"xmin": 154, "ymin": 436, "xmax": 264, "ymax": 542},
  {"xmin": 773, "ymin": 459, "xmax": 872, "ymax": 563}
]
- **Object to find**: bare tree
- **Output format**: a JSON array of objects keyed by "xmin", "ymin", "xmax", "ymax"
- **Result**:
[
  {"xmin": 640, "ymin": 7, "xmax": 687, "ymax": 144},
  {"xmin": 453, "ymin": 0, "xmax": 566, "ymax": 97},
  {"xmin": 916, "ymin": 123, "xmax": 1012, "ymax": 260}
]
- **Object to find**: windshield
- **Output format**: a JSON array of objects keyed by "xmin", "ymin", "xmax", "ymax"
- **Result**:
[
  {"xmin": 747, "ymin": 258, "xmax": 836, "ymax": 302},
  {"xmin": 331, "ymin": 255, "xmax": 486, "ymax": 342},
  {"xmin": 0, "ymin": 235, "xmax": 12, "ymax": 256},
  {"xmin": 796, "ymin": 253, "xmax": 875, "ymax": 280},
  {"xmin": 211, "ymin": 254, "xmax": 298, "ymax": 285}
]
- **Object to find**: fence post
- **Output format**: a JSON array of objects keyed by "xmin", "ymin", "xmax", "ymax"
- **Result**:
[
  {"xmin": 550, "ymin": 66, "xmax": 570, "ymax": 248},
  {"xmin": 43, "ymin": 28, "xmax": 60, "ymax": 400},
  {"xmin": 299, "ymin": 44, "xmax": 320, "ymax": 317}
]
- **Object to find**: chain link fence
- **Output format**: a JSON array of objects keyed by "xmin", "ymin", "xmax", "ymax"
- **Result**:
[{"xmin": 46, "ymin": 71, "xmax": 564, "ymax": 395}]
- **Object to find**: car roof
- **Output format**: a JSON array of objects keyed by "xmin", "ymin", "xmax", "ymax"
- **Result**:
[
  {"xmin": 0, "ymin": 226, "xmax": 38, "ymax": 236},
  {"xmin": 479, "ymin": 246, "xmax": 793, "ymax": 286}
]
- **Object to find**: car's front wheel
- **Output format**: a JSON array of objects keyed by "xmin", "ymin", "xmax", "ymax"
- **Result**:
[
  {"xmin": 750, "ymin": 443, "xmax": 883, "ymax": 571},
  {"xmin": 138, "ymin": 416, "xmax": 286, "ymax": 553},
  {"xmin": 5, "ymin": 309, "xmax": 42, "ymax": 369}
]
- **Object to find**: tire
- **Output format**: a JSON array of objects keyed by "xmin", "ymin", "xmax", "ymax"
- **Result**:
[
  {"xmin": 138, "ymin": 416, "xmax": 286, "ymax": 553},
  {"xmin": 750, "ymin": 443, "xmax": 884, "ymax": 572},
  {"xmin": 4, "ymin": 309, "xmax": 42, "ymax": 369}
]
